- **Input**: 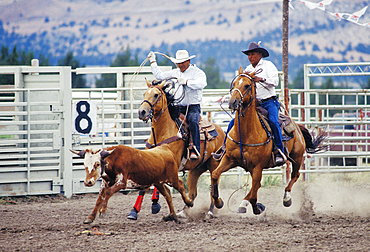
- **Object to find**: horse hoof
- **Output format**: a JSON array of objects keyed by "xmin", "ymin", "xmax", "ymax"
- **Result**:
[
  {"xmin": 237, "ymin": 207, "xmax": 247, "ymax": 213},
  {"xmin": 252, "ymin": 203, "xmax": 265, "ymax": 215},
  {"xmin": 99, "ymin": 212, "xmax": 106, "ymax": 218},
  {"xmin": 215, "ymin": 198, "xmax": 224, "ymax": 209},
  {"xmin": 151, "ymin": 203, "xmax": 161, "ymax": 214},
  {"xmin": 83, "ymin": 218, "xmax": 93, "ymax": 224},
  {"xmin": 283, "ymin": 198, "xmax": 292, "ymax": 207},
  {"xmin": 186, "ymin": 201, "xmax": 194, "ymax": 208},
  {"xmin": 283, "ymin": 191, "xmax": 292, "ymax": 207},
  {"xmin": 127, "ymin": 209, "xmax": 138, "ymax": 220},
  {"xmin": 163, "ymin": 214, "xmax": 179, "ymax": 223},
  {"xmin": 177, "ymin": 210, "xmax": 187, "ymax": 219},
  {"xmin": 206, "ymin": 211, "xmax": 214, "ymax": 219}
]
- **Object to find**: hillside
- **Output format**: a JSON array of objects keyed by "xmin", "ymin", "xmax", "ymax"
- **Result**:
[{"xmin": 0, "ymin": 0, "xmax": 369, "ymax": 80}]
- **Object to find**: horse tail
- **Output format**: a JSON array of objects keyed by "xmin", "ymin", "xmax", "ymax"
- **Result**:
[{"xmin": 298, "ymin": 124, "xmax": 328, "ymax": 154}]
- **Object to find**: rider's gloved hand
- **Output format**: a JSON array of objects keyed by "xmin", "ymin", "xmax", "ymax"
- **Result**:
[
  {"xmin": 177, "ymin": 78, "xmax": 187, "ymax": 86},
  {"xmin": 221, "ymin": 94, "xmax": 231, "ymax": 104},
  {"xmin": 147, "ymin": 51, "xmax": 156, "ymax": 63}
]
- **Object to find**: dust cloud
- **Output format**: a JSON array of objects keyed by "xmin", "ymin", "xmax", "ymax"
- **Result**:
[{"xmin": 180, "ymin": 173, "xmax": 370, "ymax": 221}]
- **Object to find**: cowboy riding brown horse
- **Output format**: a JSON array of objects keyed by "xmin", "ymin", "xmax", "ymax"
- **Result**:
[
  {"xmin": 138, "ymin": 78, "xmax": 225, "ymax": 218},
  {"xmin": 211, "ymin": 67, "xmax": 327, "ymax": 214}
]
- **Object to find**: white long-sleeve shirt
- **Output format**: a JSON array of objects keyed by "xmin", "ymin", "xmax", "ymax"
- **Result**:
[
  {"xmin": 151, "ymin": 62, "xmax": 207, "ymax": 106},
  {"xmin": 244, "ymin": 58, "xmax": 279, "ymax": 100}
]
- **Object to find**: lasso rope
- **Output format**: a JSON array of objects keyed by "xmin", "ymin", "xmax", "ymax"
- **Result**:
[
  {"xmin": 127, "ymin": 52, "xmax": 176, "ymax": 95},
  {"xmin": 226, "ymin": 177, "xmax": 250, "ymax": 213},
  {"xmin": 127, "ymin": 52, "xmax": 188, "ymax": 137}
]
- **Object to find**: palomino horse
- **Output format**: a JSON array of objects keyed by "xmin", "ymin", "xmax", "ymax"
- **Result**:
[
  {"xmin": 211, "ymin": 67, "xmax": 327, "ymax": 214},
  {"xmin": 138, "ymin": 79, "xmax": 225, "ymax": 217}
]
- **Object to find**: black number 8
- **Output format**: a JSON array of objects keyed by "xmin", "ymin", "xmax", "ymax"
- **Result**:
[{"xmin": 75, "ymin": 101, "xmax": 92, "ymax": 134}]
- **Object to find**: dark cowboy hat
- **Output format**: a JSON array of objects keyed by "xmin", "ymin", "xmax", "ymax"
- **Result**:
[{"xmin": 242, "ymin": 42, "xmax": 269, "ymax": 58}]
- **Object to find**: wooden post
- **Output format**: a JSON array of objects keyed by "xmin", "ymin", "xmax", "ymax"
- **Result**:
[{"xmin": 282, "ymin": 0, "xmax": 290, "ymax": 180}]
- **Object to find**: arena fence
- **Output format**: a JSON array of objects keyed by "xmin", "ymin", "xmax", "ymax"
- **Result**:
[{"xmin": 0, "ymin": 62, "xmax": 369, "ymax": 197}]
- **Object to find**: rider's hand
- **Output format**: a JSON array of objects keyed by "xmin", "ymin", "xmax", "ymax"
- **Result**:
[
  {"xmin": 221, "ymin": 94, "xmax": 231, "ymax": 104},
  {"xmin": 253, "ymin": 76, "xmax": 265, "ymax": 83},
  {"xmin": 147, "ymin": 51, "xmax": 156, "ymax": 63},
  {"xmin": 178, "ymin": 78, "xmax": 187, "ymax": 86}
]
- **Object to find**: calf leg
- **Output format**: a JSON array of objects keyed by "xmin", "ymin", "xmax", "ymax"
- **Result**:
[
  {"xmin": 154, "ymin": 182, "xmax": 178, "ymax": 222},
  {"xmin": 172, "ymin": 178, "xmax": 193, "ymax": 208},
  {"xmin": 85, "ymin": 176, "xmax": 126, "ymax": 224},
  {"xmin": 84, "ymin": 180, "xmax": 108, "ymax": 224}
]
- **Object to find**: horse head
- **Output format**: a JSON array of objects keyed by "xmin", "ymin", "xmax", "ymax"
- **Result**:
[
  {"xmin": 229, "ymin": 66, "xmax": 256, "ymax": 112},
  {"xmin": 70, "ymin": 148, "xmax": 115, "ymax": 187},
  {"xmin": 138, "ymin": 79, "xmax": 168, "ymax": 122}
]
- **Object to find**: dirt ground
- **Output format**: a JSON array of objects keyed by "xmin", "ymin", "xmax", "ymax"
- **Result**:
[{"xmin": 1, "ymin": 175, "xmax": 370, "ymax": 252}]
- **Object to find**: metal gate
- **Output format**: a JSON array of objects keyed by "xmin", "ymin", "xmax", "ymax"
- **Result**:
[{"xmin": 0, "ymin": 66, "xmax": 73, "ymax": 197}]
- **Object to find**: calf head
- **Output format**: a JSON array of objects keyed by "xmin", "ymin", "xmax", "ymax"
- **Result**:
[{"xmin": 70, "ymin": 148, "xmax": 115, "ymax": 187}]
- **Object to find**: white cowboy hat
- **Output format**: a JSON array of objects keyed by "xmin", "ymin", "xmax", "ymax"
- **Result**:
[{"xmin": 170, "ymin": 50, "xmax": 196, "ymax": 64}]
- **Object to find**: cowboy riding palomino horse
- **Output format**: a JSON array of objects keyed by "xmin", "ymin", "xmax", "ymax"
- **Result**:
[
  {"xmin": 211, "ymin": 67, "xmax": 327, "ymax": 214},
  {"xmin": 138, "ymin": 79, "xmax": 225, "ymax": 218}
]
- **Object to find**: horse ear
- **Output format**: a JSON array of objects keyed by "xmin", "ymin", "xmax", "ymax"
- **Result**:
[
  {"xmin": 157, "ymin": 80, "xmax": 167, "ymax": 90},
  {"xmin": 238, "ymin": 66, "xmax": 243, "ymax": 75},
  {"xmin": 145, "ymin": 78, "xmax": 151, "ymax": 87}
]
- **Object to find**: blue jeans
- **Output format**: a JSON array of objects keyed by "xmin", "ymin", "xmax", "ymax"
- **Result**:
[
  {"xmin": 224, "ymin": 98, "xmax": 284, "ymax": 153},
  {"xmin": 179, "ymin": 104, "xmax": 201, "ymax": 153}
]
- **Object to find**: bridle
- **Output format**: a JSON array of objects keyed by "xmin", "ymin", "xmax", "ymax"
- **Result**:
[
  {"xmin": 230, "ymin": 74, "xmax": 256, "ymax": 115},
  {"xmin": 141, "ymin": 85, "xmax": 166, "ymax": 123},
  {"xmin": 228, "ymin": 73, "xmax": 272, "ymax": 169}
]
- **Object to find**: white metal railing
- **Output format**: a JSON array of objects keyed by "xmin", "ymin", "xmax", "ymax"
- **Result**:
[{"xmin": 1, "ymin": 63, "xmax": 370, "ymax": 197}]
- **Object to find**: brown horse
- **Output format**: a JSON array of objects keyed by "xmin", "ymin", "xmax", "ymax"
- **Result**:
[
  {"xmin": 138, "ymin": 79, "xmax": 225, "ymax": 217},
  {"xmin": 211, "ymin": 67, "xmax": 327, "ymax": 214}
]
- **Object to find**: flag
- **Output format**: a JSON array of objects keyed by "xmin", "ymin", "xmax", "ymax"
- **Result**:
[
  {"xmin": 300, "ymin": 0, "xmax": 333, "ymax": 11},
  {"xmin": 348, "ymin": 6, "xmax": 368, "ymax": 23}
]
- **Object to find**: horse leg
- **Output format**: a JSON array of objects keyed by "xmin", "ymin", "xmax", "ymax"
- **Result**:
[
  {"xmin": 283, "ymin": 158, "xmax": 302, "ymax": 207},
  {"xmin": 177, "ymin": 166, "xmax": 206, "ymax": 218},
  {"xmin": 210, "ymin": 157, "xmax": 234, "ymax": 209},
  {"xmin": 245, "ymin": 167, "xmax": 265, "ymax": 215},
  {"xmin": 151, "ymin": 187, "xmax": 161, "ymax": 214},
  {"xmin": 127, "ymin": 190, "xmax": 146, "ymax": 220},
  {"xmin": 154, "ymin": 182, "xmax": 178, "ymax": 222}
]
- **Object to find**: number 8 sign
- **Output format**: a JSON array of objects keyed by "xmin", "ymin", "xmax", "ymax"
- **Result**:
[{"xmin": 72, "ymin": 101, "xmax": 97, "ymax": 135}]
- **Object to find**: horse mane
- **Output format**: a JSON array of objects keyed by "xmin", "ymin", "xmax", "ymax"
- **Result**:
[{"xmin": 151, "ymin": 79, "xmax": 185, "ymax": 105}]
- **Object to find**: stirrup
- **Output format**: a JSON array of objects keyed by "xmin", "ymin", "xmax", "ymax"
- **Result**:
[
  {"xmin": 211, "ymin": 145, "xmax": 225, "ymax": 161},
  {"xmin": 189, "ymin": 147, "xmax": 200, "ymax": 161},
  {"xmin": 275, "ymin": 149, "xmax": 287, "ymax": 166}
]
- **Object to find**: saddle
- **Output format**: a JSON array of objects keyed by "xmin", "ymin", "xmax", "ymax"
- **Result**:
[
  {"xmin": 256, "ymin": 106, "xmax": 295, "ymax": 140},
  {"xmin": 178, "ymin": 114, "xmax": 218, "ymax": 141},
  {"xmin": 256, "ymin": 106, "xmax": 296, "ymax": 165}
]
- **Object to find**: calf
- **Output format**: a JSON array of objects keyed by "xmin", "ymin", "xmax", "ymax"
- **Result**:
[{"xmin": 70, "ymin": 144, "xmax": 193, "ymax": 223}]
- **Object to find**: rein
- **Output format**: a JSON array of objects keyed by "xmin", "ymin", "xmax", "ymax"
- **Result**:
[
  {"xmin": 141, "ymin": 85, "xmax": 171, "ymax": 123},
  {"xmin": 228, "ymin": 73, "xmax": 273, "ymax": 167}
]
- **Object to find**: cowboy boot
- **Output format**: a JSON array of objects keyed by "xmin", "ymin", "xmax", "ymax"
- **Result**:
[
  {"xmin": 275, "ymin": 149, "xmax": 287, "ymax": 166},
  {"xmin": 190, "ymin": 146, "xmax": 200, "ymax": 161}
]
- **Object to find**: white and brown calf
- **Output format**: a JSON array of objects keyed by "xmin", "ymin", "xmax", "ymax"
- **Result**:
[{"xmin": 70, "ymin": 144, "xmax": 193, "ymax": 223}]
